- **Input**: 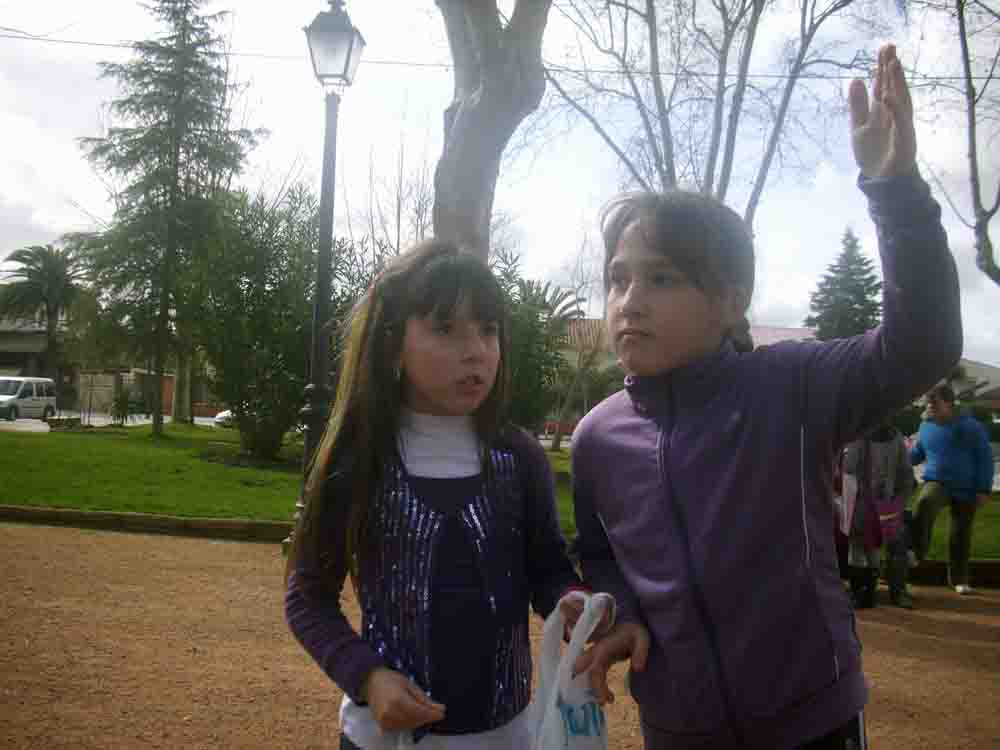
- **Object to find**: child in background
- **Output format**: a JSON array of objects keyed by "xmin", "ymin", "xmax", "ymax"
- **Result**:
[
  {"xmin": 841, "ymin": 421, "xmax": 916, "ymax": 609},
  {"xmin": 286, "ymin": 241, "xmax": 583, "ymax": 750},
  {"xmin": 572, "ymin": 44, "xmax": 961, "ymax": 750}
]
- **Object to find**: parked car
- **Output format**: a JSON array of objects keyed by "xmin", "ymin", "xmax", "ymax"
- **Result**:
[{"xmin": 0, "ymin": 377, "xmax": 58, "ymax": 421}]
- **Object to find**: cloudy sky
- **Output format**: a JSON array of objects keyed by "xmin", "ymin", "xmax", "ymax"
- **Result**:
[{"xmin": 1, "ymin": 0, "xmax": 997, "ymax": 365}]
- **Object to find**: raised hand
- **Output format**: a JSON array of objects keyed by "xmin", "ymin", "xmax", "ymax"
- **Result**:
[
  {"xmin": 362, "ymin": 668, "xmax": 446, "ymax": 732},
  {"xmin": 849, "ymin": 44, "xmax": 917, "ymax": 178}
]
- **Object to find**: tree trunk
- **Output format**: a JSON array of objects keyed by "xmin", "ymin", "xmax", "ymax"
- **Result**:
[
  {"xmin": 45, "ymin": 303, "xmax": 59, "ymax": 381},
  {"xmin": 551, "ymin": 355, "xmax": 586, "ymax": 453},
  {"xmin": 975, "ymin": 223, "xmax": 1000, "ymax": 285},
  {"xmin": 434, "ymin": 1, "xmax": 553, "ymax": 259},
  {"xmin": 152, "ymin": 267, "xmax": 170, "ymax": 437},
  {"xmin": 172, "ymin": 340, "xmax": 193, "ymax": 424},
  {"xmin": 717, "ymin": 0, "xmax": 764, "ymax": 202},
  {"xmin": 743, "ymin": 43, "xmax": 810, "ymax": 227},
  {"xmin": 957, "ymin": 0, "xmax": 1000, "ymax": 287}
]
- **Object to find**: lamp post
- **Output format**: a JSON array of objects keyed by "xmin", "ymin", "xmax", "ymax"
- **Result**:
[{"xmin": 288, "ymin": 1, "xmax": 364, "ymax": 552}]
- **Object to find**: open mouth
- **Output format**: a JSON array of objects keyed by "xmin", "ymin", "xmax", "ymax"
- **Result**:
[{"xmin": 458, "ymin": 374, "xmax": 485, "ymax": 387}]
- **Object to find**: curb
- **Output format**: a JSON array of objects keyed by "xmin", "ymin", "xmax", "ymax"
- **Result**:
[
  {"xmin": 0, "ymin": 505, "xmax": 292, "ymax": 544},
  {"xmin": 2, "ymin": 505, "xmax": 998, "ymax": 586},
  {"xmin": 905, "ymin": 558, "xmax": 1000, "ymax": 588}
]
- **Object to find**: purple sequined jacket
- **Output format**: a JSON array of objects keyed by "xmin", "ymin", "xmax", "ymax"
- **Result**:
[
  {"xmin": 571, "ymin": 173, "xmax": 962, "ymax": 749},
  {"xmin": 285, "ymin": 427, "xmax": 579, "ymax": 734}
]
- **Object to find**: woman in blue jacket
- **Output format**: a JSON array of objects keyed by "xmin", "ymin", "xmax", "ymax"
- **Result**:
[{"xmin": 910, "ymin": 383, "xmax": 995, "ymax": 594}]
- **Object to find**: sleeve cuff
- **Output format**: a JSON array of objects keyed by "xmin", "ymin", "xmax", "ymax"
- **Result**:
[
  {"xmin": 857, "ymin": 170, "xmax": 935, "ymax": 220},
  {"xmin": 341, "ymin": 650, "xmax": 387, "ymax": 705}
]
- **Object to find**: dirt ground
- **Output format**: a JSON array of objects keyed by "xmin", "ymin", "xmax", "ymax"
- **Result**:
[{"xmin": 2, "ymin": 523, "xmax": 998, "ymax": 750}]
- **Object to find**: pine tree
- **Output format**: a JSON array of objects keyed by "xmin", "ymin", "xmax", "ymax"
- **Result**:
[
  {"xmin": 81, "ymin": 0, "xmax": 260, "ymax": 435},
  {"xmin": 805, "ymin": 228, "xmax": 882, "ymax": 340}
]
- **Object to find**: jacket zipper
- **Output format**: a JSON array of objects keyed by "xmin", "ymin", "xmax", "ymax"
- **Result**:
[{"xmin": 661, "ymin": 381, "xmax": 745, "ymax": 746}]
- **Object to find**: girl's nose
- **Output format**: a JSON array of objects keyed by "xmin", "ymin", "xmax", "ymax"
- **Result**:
[
  {"xmin": 620, "ymin": 282, "xmax": 645, "ymax": 317},
  {"xmin": 464, "ymin": 331, "xmax": 488, "ymax": 360}
]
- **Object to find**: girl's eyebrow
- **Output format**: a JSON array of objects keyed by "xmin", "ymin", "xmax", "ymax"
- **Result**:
[{"xmin": 609, "ymin": 255, "xmax": 677, "ymax": 272}]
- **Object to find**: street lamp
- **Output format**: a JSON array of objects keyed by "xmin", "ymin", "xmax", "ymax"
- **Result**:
[{"xmin": 291, "ymin": 1, "xmax": 364, "ymax": 550}]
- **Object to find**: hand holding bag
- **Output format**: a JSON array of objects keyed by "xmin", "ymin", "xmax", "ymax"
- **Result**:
[{"xmin": 530, "ymin": 591, "xmax": 614, "ymax": 750}]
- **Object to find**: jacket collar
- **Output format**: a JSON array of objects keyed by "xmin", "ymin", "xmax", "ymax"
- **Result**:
[{"xmin": 624, "ymin": 340, "xmax": 737, "ymax": 413}]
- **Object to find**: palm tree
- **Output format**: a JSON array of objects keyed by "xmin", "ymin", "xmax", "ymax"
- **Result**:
[
  {"xmin": 515, "ymin": 279, "xmax": 585, "ymax": 335},
  {"xmin": 0, "ymin": 243, "xmax": 85, "ymax": 377}
]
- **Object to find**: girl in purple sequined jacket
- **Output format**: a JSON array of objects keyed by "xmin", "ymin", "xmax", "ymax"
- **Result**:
[{"xmin": 285, "ymin": 240, "xmax": 582, "ymax": 750}]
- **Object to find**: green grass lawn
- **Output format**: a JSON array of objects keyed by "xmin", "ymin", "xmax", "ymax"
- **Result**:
[
  {"xmin": 2, "ymin": 431, "xmax": 996, "ymax": 560},
  {"xmin": 925, "ymin": 498, "xmax": 1000, "ymax": 560},
  {"xmin": 0, "ymin": 423, "xmax": 301, "ymax": 521},
  {"xmin": 546, "ymin": 448, "xmax": 1000, "ymax": 560}
]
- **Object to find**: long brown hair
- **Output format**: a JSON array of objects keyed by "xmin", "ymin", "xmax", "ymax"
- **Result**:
[
  {"xmin": 601, "ymin": 190, "xmax": 756, "ymax": 352},
  {"xmin": 289, "ymin": 239, "xmax": 510, "ymax": 588}
]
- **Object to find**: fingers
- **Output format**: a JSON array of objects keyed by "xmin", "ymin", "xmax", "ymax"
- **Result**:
[
  {"xmin": 382, "ymin": 687, "xmax": 445, "ymax": 731},
  {"xmin": 573, "ymin": 645, "xmax": 596, "ymax": 678},
  {"xmin": 848, "ymin": 78, "xmax": 869, "ymax": 131},
  {"xmin": 630, "ymin": 627, "xmax": 651, "ymax": 672},
  {"xmin": 370, "ymin": 672, "xmax": 446, "ymax": 732},
  {"xmin": 561, "ymin": 599, "xmax": 582, "ymax": 641},
  {"xmin": 560, "ymin": 598, "xmax": 584, "ymax": 630},
  {"xmin": 883, "ymin": 51, "xmax": 913, "ymax": 122},
  {"xmin": 872, "ymin": 46, "xmax": 885, "ymax": 105},
  {"xmin": 577, "ymin": 623, "xmax": 652, "ymax": 705},
  {"xmin": 585, "ymin": 645, "xmax": 616, "ymax": 705},
  {"xmin": 404, "ymin": 681, "xmax": 446, "ymax": 716}
]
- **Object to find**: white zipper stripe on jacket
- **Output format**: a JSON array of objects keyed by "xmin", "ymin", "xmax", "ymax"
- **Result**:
[
  {"xmin": 800, "ymin": 424, "xmax": 842, "ymax": 680},
  {"xmin": 800, "ymin": 424, "xmax": 811, "ymax": 567}
]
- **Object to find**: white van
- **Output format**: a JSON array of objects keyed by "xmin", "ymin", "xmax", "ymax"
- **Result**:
[{"xmin": 0, "ymin": 376, "xmax": 57, "ymax": 421}]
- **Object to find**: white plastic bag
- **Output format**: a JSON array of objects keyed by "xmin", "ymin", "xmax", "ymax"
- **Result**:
[{"xmin": 530, "ymin": 591, "xmax": 614, "ymax": 750}]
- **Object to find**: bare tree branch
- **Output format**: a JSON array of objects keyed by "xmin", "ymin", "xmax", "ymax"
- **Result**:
[
  {"xmin": 545, "ymin": 67, "xmax": 652, "ymax": 189},
  {"xmin": 921, "ymin": 159, "xmax": 975, "ymax": 228}
]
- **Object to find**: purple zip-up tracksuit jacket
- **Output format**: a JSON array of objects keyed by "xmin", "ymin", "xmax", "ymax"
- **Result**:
[{"xmin": 571, "ymin": 173, "xmax": 962, "ymax": 750}]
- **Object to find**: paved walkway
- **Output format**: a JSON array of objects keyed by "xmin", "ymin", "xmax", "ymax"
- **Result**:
[{"xmin": 0, "ymin": 412, "xmax": 218, "ymax": 433}]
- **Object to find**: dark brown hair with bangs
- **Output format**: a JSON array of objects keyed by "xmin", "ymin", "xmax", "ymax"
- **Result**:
[
  {"xmin": 601, "ymin": 191, "xmax": 756, "ymax": 351},
  {"xmin": 289, "ymin": 239, "xmax": 510, "ymax": 589}
]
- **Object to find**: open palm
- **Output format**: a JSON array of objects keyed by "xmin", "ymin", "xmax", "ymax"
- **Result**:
[{"xmin": 849, "ymin": 45, "xmax": 917, "ymax": 179}]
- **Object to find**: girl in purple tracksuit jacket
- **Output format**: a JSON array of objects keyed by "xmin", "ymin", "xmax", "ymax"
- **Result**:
[
  {"xmin": 285, "ymin": 241, "xmax": 582, "ymax": 750},
  {"xmin": 571, "ymin": 45, "xmax": 962, "ymax": 750}
]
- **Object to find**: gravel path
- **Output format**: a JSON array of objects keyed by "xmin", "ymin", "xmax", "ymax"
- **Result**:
[{"xmin": 2, "ymin": 523, "xmax": 998, "ymax": 749}]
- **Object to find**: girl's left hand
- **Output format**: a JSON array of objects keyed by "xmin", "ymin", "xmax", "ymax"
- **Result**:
[
  {"xmin": 572, "ymin": 622, "xmax": 650, "ymax": 705},
  {"xmin": 849, "ymin": 44, "xmax": 917, "ymax": 178},
  {"xmin": 976, "ymin": 493, "xmax": 991, "ymax": 506}
]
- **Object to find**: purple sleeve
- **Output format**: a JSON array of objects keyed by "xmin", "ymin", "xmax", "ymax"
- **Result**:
[
  {"xmin": 570, "ymin": 429, "xmax": 642, "ymax": 625},
  {"xmin": 510, "ymin": 428, "xmax": 582, "ymax": 618},
  {"xmin": 796, "ymin": 172, "xmax": 962, "ymax": 451},
  {"xmin": 284, "ymin": 481, "xmax": 385, "ymax": 703}
]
